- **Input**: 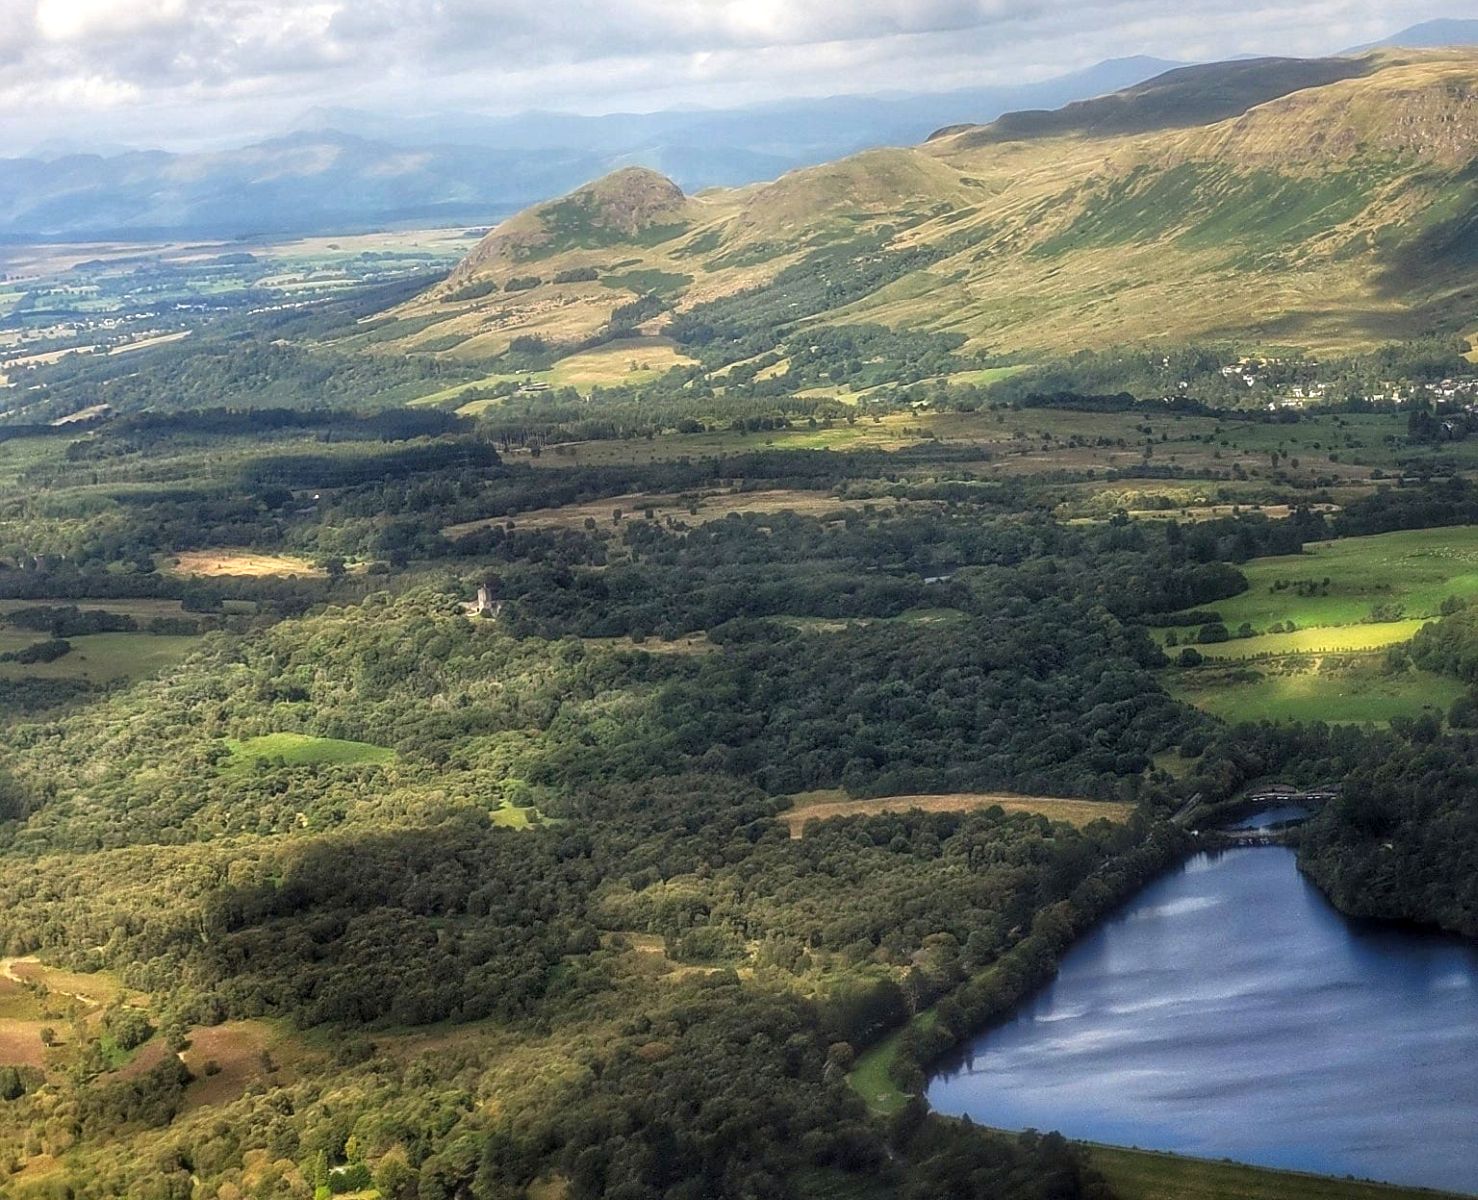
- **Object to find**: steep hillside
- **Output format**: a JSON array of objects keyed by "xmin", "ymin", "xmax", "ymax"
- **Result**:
[{"xmin": 374, "ymin": 50, "xmax": 1478, "ymax": 364}]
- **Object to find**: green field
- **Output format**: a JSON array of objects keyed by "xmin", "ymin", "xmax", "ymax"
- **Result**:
[
  {"xmin": 847, "ymin": 1016, "xmax": 932, "ymax": 1116},
  {"xmin": 1159, "ymin": 528, "xmax": 1478, "ymax": 725},
  {"xmin": 1168, "ymin": 660, "xmax": 1466, "ymax": 725},
  {"xmin": 222, "ymin": 733, "xmax": 395, "ymax": 770},
  {"xmin": 1169, "ymin": 620, "xmax": 1430, "ymax": 660},
  {"xmin": 1090, "ymin": 1143, "xmax": 1462, "ymax": 1200},
  {"xmin": 0, "ymin": 632, "xmax": 200, "ymax": 684},
  {"xmin": 1181, "ymin": 528, "xmax": 1478, "ymax": 634}
]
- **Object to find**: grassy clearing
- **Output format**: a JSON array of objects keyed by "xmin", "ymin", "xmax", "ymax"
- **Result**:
[
  {"xmin": 579, "ymin": 634, "xmax": 715, "ymax": 656},
  {"xmin": 180, "ymin": 1020, "xmax": 302, "ymax": 1111},
  {"xmin": 1089, "ymin": 1143, "xmax": 1462, "ymax": 1200},
  {"xmin": 1160, "ymin": 530, "xmax": 1478, "ymax": 721},
  {"xmin": 1183, "ymin": 528, "xmax": 1478, "ymax": 633},
  {"xmin": 0, "ymin": 976, "xmax": 48, "ymax": 1068},
  {"xmin": 489, "ymin": 804, "xmax": 538, "ymax": 829},
  {"xmin": 445, "ymin": 487, "xmax": 884, "ymax": 538},
  {"xmin": 3, "ymin": 957, "xmax": 130, "ymax": 1007},
  {"xmin": 0, "ymin": 597, "xmax": 189, "ymax": 619},
  {"xmin": 0, "ymin": 632, "xmax": 200, "ymax": 684},
  {"xmin": 412, "ymin": 338, "xmax": 695, "ymax": 409},
  {"xmin": 407, "ymin": 372, "xmax": 536, "ymax": 409},
  {"xmin": 167, "ymin": 549, "xmax": 324, "ymax": 578},
  {"xmin": 547, "ymin": 337, "xmax": 695, "ymax": 389},
  {"xmin": 0, "ymin": 977, "xmax": 43, "ymax": 1022},
  {"xmin": 1168, "ymin": 660, "xmax": 1466, "ymax": 725},
  {"xmin": 847, "ymin": 1015, "xmax": 935, "ymax": 1116},
  {"xmin": 779, "ymin": 609, "xmax": 967, "ymax": 633},
  {"xmin": 0, "ymin": 1019, "xmax": 47, "ymax": 1068},
  {"xmin": 0, "ymin": 958, "xmax": 133, "ymax": 1068},
  {"xmin": 527, "ymin": 413, "xmax": 945, "ymax": 467},
  {"xmin": 222, "ymin": 733, "xmax": 394, "ymax": 770},
  {"xmin": 1151, "ymin": 749, "xmax": 1197, "ymax": 778},
  {"xmin": 784, "ymin": 790, "xmax": 1132, "ymax": 837},
  {"xmin": 940, "ymin": 365, "xmax": 1030, "ymax": 386}
]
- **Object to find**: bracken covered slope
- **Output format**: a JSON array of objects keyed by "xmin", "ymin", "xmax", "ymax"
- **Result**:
[{"xmin": 377, "ymin": 50, "xmax": 1478, "ymax": 361}]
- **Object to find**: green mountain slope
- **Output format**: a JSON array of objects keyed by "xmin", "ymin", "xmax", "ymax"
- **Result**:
[{"xmin": 375, "ymin": 49, "xmax": 1478, "ymax": 364}]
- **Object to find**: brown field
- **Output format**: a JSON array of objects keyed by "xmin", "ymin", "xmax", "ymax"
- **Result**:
[
  {"xmin": 113, "ymin": 1038, "xmax": 172, "ymax": 1080},
  {"xmin": 167, "ymin": 549, "xmax": 324, "ymax": 578},
  {"xmin": 181, "ymin": 1020, "xmax": 298, "ymax": 1110},
  {"xmin": 0, "ymin": 975, "xmax": 42, "ymax": 1020},
  {"xmin": 0, "ymin": 958, "xmax": 134, "ymax": 1067},
  {"xmin": 0, "ymin": 1018, "xmax": 47, "ymax": 1067},
  {"xmin": 783, "ymin": 790, "xmax": 1133, "ymax": 836},
  {"xmin": 445, "ymin": 488, "xmax": 893, "ymax": 539}
]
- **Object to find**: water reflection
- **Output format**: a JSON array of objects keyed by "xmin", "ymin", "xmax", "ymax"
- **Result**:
[{"xmin": 926, "ymin": 847, "xmax": 1478, "ymax": 1193}]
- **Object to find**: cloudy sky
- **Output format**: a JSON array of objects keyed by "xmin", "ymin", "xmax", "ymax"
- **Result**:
[{"xmin": 0, "ymin": 0, "xmax": 1473, "ymax": 155}]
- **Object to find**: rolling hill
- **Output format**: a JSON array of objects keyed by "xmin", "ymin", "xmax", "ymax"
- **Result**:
[{"xmin": 372, "ymin": 49, "xmax": 1478, "ymax": 364}]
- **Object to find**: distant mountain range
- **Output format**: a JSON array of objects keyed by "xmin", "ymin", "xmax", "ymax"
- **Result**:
[
  {"xmin": 0, "ymin": 57, "xmax": 1183, "ymax": 241},
  {"xmin": 1344, "ymin": 18, "xmax": 1478, "ymax": 53},
  {"xmin": 375, "ymin": 48, "xmax": 1478, "ymax": 361},
  {"xmin": 3, "ymin": 17, "xmax": 1475, "ymax": 242}
]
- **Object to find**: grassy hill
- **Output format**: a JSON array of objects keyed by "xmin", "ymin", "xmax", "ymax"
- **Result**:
[{"xmin": 365, "ymin": 49, "xmax": 1478, "ymax": 373}]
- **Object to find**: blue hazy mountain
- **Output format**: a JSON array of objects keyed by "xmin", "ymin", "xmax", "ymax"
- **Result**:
[{"xmin": 0, "ymin": 57, "xmax": 1181, "ymax": 240}]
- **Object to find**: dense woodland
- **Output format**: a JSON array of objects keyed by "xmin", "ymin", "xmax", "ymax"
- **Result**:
[{"xmin": 0, "ymin": 268, "xmax": 1472, "ymax": 1200}]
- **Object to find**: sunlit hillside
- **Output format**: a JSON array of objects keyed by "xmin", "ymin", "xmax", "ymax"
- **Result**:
[{"xmin": 364, "ymin": 50, "xmax": 1478, "ymax": 366}]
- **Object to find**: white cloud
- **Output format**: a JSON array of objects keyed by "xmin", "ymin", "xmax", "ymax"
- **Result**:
[
  {"xmin": 35, "ymin": 0, "xmax": 188, "ymax": 42},
  {"xmin": 0, "ymin": 0, "xmax": 1472, "ymax": 154}
]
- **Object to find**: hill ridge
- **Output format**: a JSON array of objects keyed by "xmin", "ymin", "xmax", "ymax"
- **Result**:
[{"xmin": 384, "ymin": 49, "xmax": 1478, "ymax": 362}]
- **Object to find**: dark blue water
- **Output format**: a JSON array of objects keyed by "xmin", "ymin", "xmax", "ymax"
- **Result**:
[{"xmin": 927, "ymin": 848, "xmax": 1478, "ymax": 1193}]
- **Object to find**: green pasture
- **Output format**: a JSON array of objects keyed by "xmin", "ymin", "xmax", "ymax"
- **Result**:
[
  {"xmin": 222, "ymin": 732, "xmax": 395, "ymax": 770},
  {"xmin": 847, "ymin": 1014, "xmax": 935, "ymax": 1117},
  {"xmin": 0, "ymin": 632, "xmax": 199, "ymax": 684},
  {"xmin": 1168, "ymin": 527, "xmax": 1478, "ymax": 635},
  {"xmin": 941, "ymin": 365, "xmax": 1030, "ymax": 387},
  {"xmin": 1167, "ymin": 659, "xmax": 1465, "ymax": 725},
  {"xmin": 1168, "ymin": 619, "xmax": 1429, "ymax": 660}
]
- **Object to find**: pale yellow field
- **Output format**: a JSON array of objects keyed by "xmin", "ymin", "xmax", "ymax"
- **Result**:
[
  {"xmin": 3, "ymin": 956, "xmax": 131, "ymax": 1006},
  {"xmin": 412, "ymin": 337, "xmax": 696, "ymax": 410},
  {"xmin": 547, "ymin": 337, "xmax": 696, "ymax": 388},
  {"xmin": 0, "ymin": 1017, "xmax": 46, "ymax": 1067},
  {"xmin": 167, "ymin": 550, "xmax": 324, "ymax": 578},
  {"xmin": 783, "ymin": 790, "xmax": 1133, "ymax": 836}
]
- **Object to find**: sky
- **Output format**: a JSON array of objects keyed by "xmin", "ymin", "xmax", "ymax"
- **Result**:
[{"xmin": 0, "ymin": 0, "xmax": 1474, "ymax": 156}]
